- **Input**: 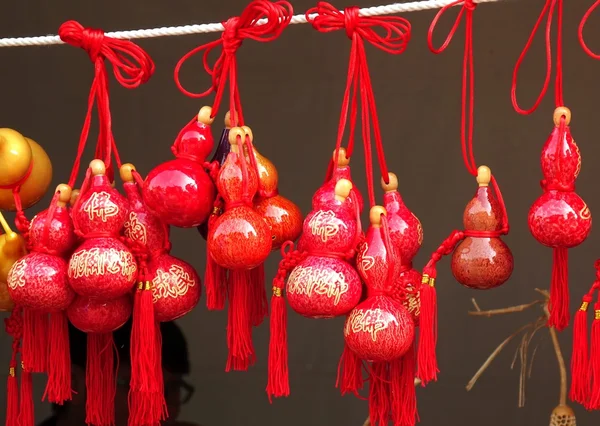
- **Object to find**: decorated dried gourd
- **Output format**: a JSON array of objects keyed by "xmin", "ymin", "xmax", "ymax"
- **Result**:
[
  {"xmin": 206, "ymin": 126, "xmax": 271, "ymax": 371},
  {"xmin": 382, "ymin": 172, "xmax": 423, "ymax": 321},
  {"xmin": 0, "ymin": 128, "xmax": 52, "ymax": 211},
  {"xmin": 143, "ymin": 106, "xmax": 217, "ymax": 228},
  {"xmin": 528, "ymin": 108, "xmax": 591, "ymax": 330},
  {"xmin": 8, "ymin": 185, "xmax": 78, "ymax": 403},
  {"xmin": 249, "ymin": 129, "xmax": 302, "ymax": 250},
  {"xmin": 67, "ymin": 159, "xmax": 136, "ymax": 426},
  {"xmin": 451, "ymin": 166, "xmax": 513, "ymax": 289},
  {"xmin": 344, "ymin": 206, "xmax": 416, "ymax": 426},
  {"xmin": 69, "ymin": 160, "xmax": 136, "ymax": 300},
  {"xmin": 122, "ymin": 163, "xmax": 201, "ymax": 322},
  {"xmin": 0, "ymin": 214, "xmax": 27, "ymax": 312},
  {"xmin": 286, "ymin": 179, "xmax": 361, "ymax": 318}
]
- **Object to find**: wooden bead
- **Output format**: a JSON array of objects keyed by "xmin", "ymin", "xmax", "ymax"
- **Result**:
[
  {"xmin": 89, "ymin": 159, "xmax": 106, "ymax": 176},
  {"xmin": 241, "ymin": 125, "xmax": 254, "ymax": 142},
  {"xmin": 198, "ymin": 106, "xmax": 214, "ymax": 126},
  {"xmin": 119, "ymin": 163, "xmax": 136, "ymax": 183},
  {"xmin": 332, "ymin": 147, "xmax": 350, "ymax": 167},
  {"xmin": 56, "ymin": 184, "xmax": 72, "ymax": 207},
  {"xmin": 476, "ymin": 165, "xmax": 491, "ymax": 187},
  {"xmin": 369, "ymin": 205, "xmax": 387, "ymax": 226},
  {"xmin": 381, "ymin": 172, "xmax": 398, "ymax": 192},
  {"xmin": 553, "ymin": 107, "xmax": 571, "ymax": 126},
  {"xmin": 334, "ymin": 178, "xmax": 353, "ymax": 201},
  {"xmin": 228, "ymin": 127, "xmax": 245, "ymax": 152}
]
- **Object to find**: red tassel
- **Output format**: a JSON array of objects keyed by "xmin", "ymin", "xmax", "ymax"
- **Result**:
[
  {"xmin": 249, "ymin": 264, "xmax": 268, "ymax": 327},
  {"xmin": 43, "ymin": 312, "xmax": 72, "ymax": 404},
  {"xmin": 417, "ymin": 274, "xmax": 438, "ymax": 385},
  {"xmin": 587, "ymin": 306, "xmax": 600, "ymax": 410},
  {"xmin": 86, "ymin": 333, "xmax": 116, "ymax": 426},
  {"xmin": 368, "ymin": 362, "xmax": 390, "ymax": 426},
  {"xmin": 391, "ymin": 344, "xmax": 417, "ymax": 426},
  {"xmin": 205, "ymin": 209, "xmax": 226, "ymax": 311},
  {"xmin": 335, "ymin": 343, "xmax": 364, "ymax": 396},
  {"xmin": 548, "ymin": 247, "xmax": 570, "ymax": 331},
  {"xmin": 225, "ymin": 270, "xmax": 255, "ymax": 372},
  {"xmin": 6, "ymin": 363, "xmax": 18, "ymax": 426},
  {"xmin": 570, "ymin": 298, "xmax": 591, "ymax": 404},
  {"xmin": 18, "ymin": 366, "xmax": 34, "ymax": 426},
  {"xmin": 153, "ymin": 325, "xmax": 167, "ymax": 422},
  {"xmin": 22, "ymin": 309, "xmax": 48, "ymax": 373},
  {"xmin": 129, "ymin": 283, "xmax": 164, "ymax": 426},
  {"xmin": 266, "ymin": 287, "xmax": 288, "ymax": 401}
]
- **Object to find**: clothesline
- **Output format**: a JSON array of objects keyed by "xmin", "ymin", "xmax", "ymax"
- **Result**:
[{"xmin": 0, "ymin": 0, "xmax": 502, "ymax": 47}]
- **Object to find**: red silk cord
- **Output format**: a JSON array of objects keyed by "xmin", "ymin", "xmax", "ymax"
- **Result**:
[
  {"xmin": 307, "ymin": 2, "xmax": 410, "ymax": 207},
  {"xmin": 58, "ymin": 20, "xmax": 155, "ymax": 187},
  {"xmin": 511, "ymin": 0, "xmax": 565, "ymax": 114},
  {"xmin": 174, "ymin": 0, "xmax": 293, "ymax": 127},
  {"xmin": 579, "ymin": 0, "xmax": 600, "ymax": 59},
  {"xmin": 428, "ymin": 0, "xmax": 508, "ymax": 234}
]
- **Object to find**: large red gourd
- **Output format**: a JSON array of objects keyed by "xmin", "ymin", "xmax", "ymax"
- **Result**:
[
  {"xmin": 286, "ymin": 179, "xmax": 361, "ymax": 318},
  {"xmin": 66, "ymin": 159, "xmax": 135, "ymax": 426},
  {"xmin": 143, "ymin": 107, "xmax": 217, "ymax": 228},
  {"xmin": 343, "ymin": 206, "xmax": 416, "ymax": 426},
  {"xmin": 7, "ymin": 185, "xmax": 77, "ymax": 404},
  {"xmin": 451, "ymin": 166, "xmax": 514, "ymax": 289}
]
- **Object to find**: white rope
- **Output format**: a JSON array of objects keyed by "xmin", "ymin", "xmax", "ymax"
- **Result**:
[{"xmin": 0, "ymin": 0, "xmax": 501, "ymax": 48}]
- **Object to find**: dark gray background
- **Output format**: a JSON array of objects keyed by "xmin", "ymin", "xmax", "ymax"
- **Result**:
[{"xmin": 1, "ymin": 0, "xmax": 600, "ymax": 424}]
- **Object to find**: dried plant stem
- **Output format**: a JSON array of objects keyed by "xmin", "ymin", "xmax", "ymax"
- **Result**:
[
  {"xmin": 547, "ymin": 321, "xmax": 567, "ymax": 405},
  {"xmin": 466, "ymin": 323, "xmax": 533, "ymax": 391},
  {"xmin": 468, "ymin": 300, "xmax": 544, "ymax": 317}
]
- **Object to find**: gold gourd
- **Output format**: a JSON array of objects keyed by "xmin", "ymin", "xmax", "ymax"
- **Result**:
[
  {"xmin": 0, "ymin": 129, "xmax": 52, "ymax": 211},
  {"xmin": 0, "ymin": 212, "xmax": 27, "ymax": 311}
]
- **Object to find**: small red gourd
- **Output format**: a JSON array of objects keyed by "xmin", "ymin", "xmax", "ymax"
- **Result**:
[
  {"xmin": 451, "ymin": 166, "xmax": 514, "ymax": 289},
  {"xmin": 143, "ymin": 106, "xmax": 217, "ymax": 228}
]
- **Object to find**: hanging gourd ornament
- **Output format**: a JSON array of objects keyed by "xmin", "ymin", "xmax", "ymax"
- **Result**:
[
  {"xmin": 143, "ymin": 106, "xmax": 217, "ymax": 228},
  {"xmin": 248, "ymin": 127, "xmax": 302, "ymax": 250},
  {"xmin": 7, "ymin": 185, "xmax": 76, "ymax": 311},
  {"xmin": 314, "ymin": 147, "xmax": 364, "ymax": 213},
  {"xmin": 451, "ymin": 166, "xmax": 514, "ymax": 289},
  {"xmin": 286, "ymin": 179, "xmax": 361, "ymax": 318},
  {"xmin": 0, "ymin": 128, "xmax": 52, "ymax": 211},
  {"xmin": 382, "ymin": 172, "xmax": 423, "ymax": 321},
  {"xmin": 345, "ymin": 206, "xmax": 415, "ymax": 361},
  {"xmin": 528, "ymin": 108, "xmax": 591, "ymax": 330},
  {"xmin": 68, "ymin": 160, "xmax": 137, "ymax": 300},
  {"xmin": 0, "ymin": 218, "xmax": 27, "ymax": 311},
  {"xmin": 207, "ymin": 127, "xmax": 271, "ymax": 269},
  {"xmin": 121, "ymin": 164, "xmax": 201, "ymax": 322}
]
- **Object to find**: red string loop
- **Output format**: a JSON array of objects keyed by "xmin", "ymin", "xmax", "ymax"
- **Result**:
[
  {"xmin": 307, "ymin": 2, "xmax": 411, "ymax": 207},
  {"xmin": 174, "ymin": 0, "xmax": 293, "ymax": 126},
  {"xmin": 58, "ymin": 20, "xmax": 155, "ymax": 188},
  {"xmin": 511, "ymin": 0, "xmax": 564, "ymax": 115},
  {"xmin": 579, "ymin": 0, "xmax": 600, "ymax": 59}
]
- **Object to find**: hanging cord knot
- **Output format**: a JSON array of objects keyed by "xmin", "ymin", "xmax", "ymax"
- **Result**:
[
  {"xmin": 464, "ymin": 0, "xmax": 477, "ymax": 12},
  {"xmin": 58, "ymin": 20, "xmax": 155, "ymax": 88},
  {"xmin": 307, "ymin": 2, "xmax": 411, "ymax": 54},
  {"xmin": 222, "ymin": 17, "xmax": 244, "ymax": 54},
  {"xmin": 4, "ymin": 307, "xmax": 23, "ymax": 341},
  {"xmin": 174, "ymin": 0, "xmax": 293, "ymax": 125},
  {"xmin": 343, "ymin": 7, "xmax": 360, "ymax": 39}
]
